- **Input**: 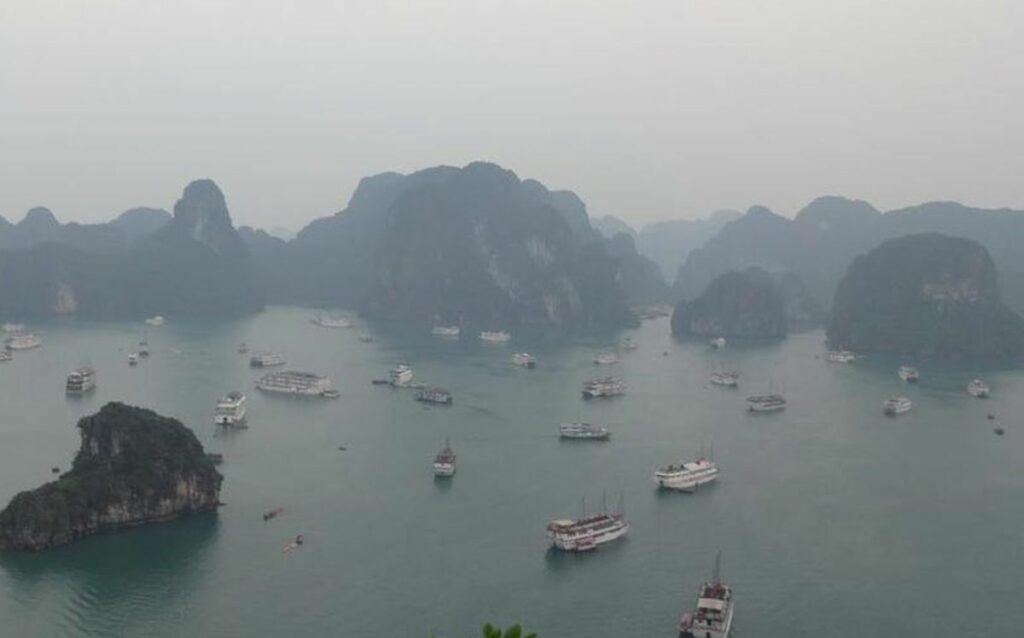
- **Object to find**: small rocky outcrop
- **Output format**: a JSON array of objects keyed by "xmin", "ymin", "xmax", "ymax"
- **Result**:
[
  {"xmin": 0, "ymin": 403, "xmax": 222, "ymax": 551},
  {"xmin": 671, "ymin": 267, "xmax": 787, "ymax": 339},
  {"xmin": 827, "ymin": 233, "xmax": 1024, "ymax": 359}
]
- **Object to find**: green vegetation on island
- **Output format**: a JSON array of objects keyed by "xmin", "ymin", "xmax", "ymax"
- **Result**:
[
  {"xmin": 0, "ymin": 403, "xmax": 222, "ymax": 551},
  {"xmin": 827, "ymin": 233, "xmax": 1024, "ymax": 360}
]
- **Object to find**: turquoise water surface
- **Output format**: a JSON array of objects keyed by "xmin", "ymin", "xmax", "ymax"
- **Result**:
[{"xmin": 0, "ymin": 306, "xmax": 1021, "ymax": 637}]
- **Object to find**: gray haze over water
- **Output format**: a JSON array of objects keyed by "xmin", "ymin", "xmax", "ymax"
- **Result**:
[{"xmin": 1, "ymin": 0, "xmax": 1022, "ymax": 229}]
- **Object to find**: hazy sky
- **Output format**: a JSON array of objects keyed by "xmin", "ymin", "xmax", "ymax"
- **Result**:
[{"xmin": 1, "ymin": 0, "xmax": 1021, "ymax": 230}]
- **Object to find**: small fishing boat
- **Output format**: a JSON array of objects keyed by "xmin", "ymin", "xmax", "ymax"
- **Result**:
[
  {"xmin": 826, "ymin": 350, "xmax": 856, "ymax": 363},
  {"xmin": 512, "ymin": 352, "xmax": 536, "ymax": 368},
  {"xmin": 884, "ymin": 396, "xmax": 912, "ymax": 416},
  {"xmin": 389, "ymin": 364, "xmax": 414, "ymax": 387},
  {"xmin": 559, "ymin": 423, "xmax": 611, "ymax": 440},
  {"xmin": 432, "ymin": 325, "xmax": 460, "ymax": 338},
  {"xmin": 433, "ymin": 438, "xmax": 456, "ymax": 477},
  {"xmin": 263, "ymin": 507, "xmax": 284, "ymax": 521},
  {"xmin": 311, "ymin": 313, "xmax": 352, "ymax": 328},
  {"xmin": 709, "ymin": 372, "xmax": 739, "ymax": 387},
  {"xmin": 746, "ymin": 394, "xmax": 786, "ymax": 412},
  {"xmin": 967, "ymin": 379, "xmax": 991, "ymax": 398},
  {"xmin": 898, "ymin": 365, "xmax": 920, "ymax": 382},
  {"xmin": 415, "ymin": 387, "xmax": 453, "ymax": 405},
  {"xmin": 479, "ymin": 330, "xmax": 511, "ymax": 343}
]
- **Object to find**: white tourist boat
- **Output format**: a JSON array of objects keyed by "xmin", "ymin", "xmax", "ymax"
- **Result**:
[
  {"xmin": 479, "ymin": 330, "xmax": 511, "ymax": 343},
  {"xmin": 311, "ymin": 313, "xmax": 352, "ymax": 329},
  {"xmin": 256, "ymin": 370, "xmax": 335, "ymax": 397},
  {"xmin": 432, "ymin": 325, "xmax": 460, "ymax": 338},
  {"xmin": 827, "ymin": 350, "xmax": 856, "ymax": 363},
  {"xmin": 709, "ymin": 372, "xmax": 739, "ymax": 387},
  {"xmin": 214, "ymin": 392, "xmax": 248, "ymax": 426},
  {"xmin": 415, "ymin": 386, "xmax": 453, "ymax": 405},
  {"xmin": 883, "ymin": 396, "xmax": 913, "ymax": 416},
  {"xmin": 144, "ymin": 316, "xmax": 165, "ymax": 326},
  {"xmin": 559, "ymin": 423, "xmax": 611, "ymax": 440},
  {"xmin": 620, "ymin": 336, "xmax": 638, "ymax": 351},
  {"xmin": 249, "ymin": 352, "xmax": 285, "ymax": 368},
  {"xmin": 512, "ymin": 352, "xmax": 536, "ymax": 368},
  {"xmin": 546, "ymin": 499, "xmax": 629, "ymax": 552},
  {"xmin": 389, "ymin": 364, "xmax": 414, "ymax": 387},
  {"xmin": 898, "ymin": 365, "xmax": 920, "ymax": 382},
  {"xmin": 967, "ymin": 379, "xmax": 991, "ymax": 398},
  {"xmin": 65, "ymin": 366, "xmax": 96, "ymax": 396},
  {"xmin": 593, "ymin": 352, "xmax": 619, "ymax": 365},
  {"xmin": 433, "ymin": 438, "xmax": 456, "ymax": 477},
  {"xmin": 5, "ymin": 332, "xmax": 41, "ymax": 350},
  {"xmin": 128, "ymin": 353, "xmax": 139, "ymax": 366},
  {"xmin": 678, "ymin": 553, "xmax": 734, "ymax": 638},
  {"xmin": 654, "ymin": 452, "xmax": 719, "ymax": 492},
  {"xmin": 746, "ymin": 394, "xmax": 786, "ymax": 412},
  {"xmin": 710, "ymin": 337, "xmax": 727, "ymax": 349},
  {"xmin": 582, "ymin": 377, "xmax": 626, "ymax": 399}
]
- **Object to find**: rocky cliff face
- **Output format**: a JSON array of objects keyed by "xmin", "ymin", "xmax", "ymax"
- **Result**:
[
  {"xmin": 671, "ymin": 267, "xmax": 787, "ymax": 339},
  {"xmin": 605, "ymin": 232, "xmax": 670, "ymax": 306},
  {"xmin": 361, "ymin": 163, "xmax": 632, "ymax": 326},
  {"xmin": 261, "ymin": 162, "xmax": 651, "ymax": 328},
  {"xmin": 0, "ymin": 403, "xmax": 222, "ymax": 551},
  {"xmin": 827, "ymin": 234, "xmax": 1024, "ymax": 360}
]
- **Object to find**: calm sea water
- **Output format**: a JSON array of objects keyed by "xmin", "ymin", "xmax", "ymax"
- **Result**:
[{"xmin": 1, "ymin": 306, "xmax": 1022, "ymax": 637}]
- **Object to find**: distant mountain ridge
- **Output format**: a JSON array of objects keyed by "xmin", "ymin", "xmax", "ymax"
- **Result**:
[
  {"xmin": 593, "ymin": 215, "xmax": 636, "ymax": 239},
  {"xmin": 673, "ymin": 197, "xmax": 1024, "ymax": 315},
  {"xmin": 636, "ymin": 210, "xmax": 740, "ymax": 281},
  {"xmin": 0, "ymin": 180, "xmax": 260, "ymax": 318}
]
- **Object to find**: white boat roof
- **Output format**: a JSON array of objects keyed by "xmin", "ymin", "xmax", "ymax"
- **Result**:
[{"xmin": 698, "ymin": 597, "xmax": 727, "ymax": 611}]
